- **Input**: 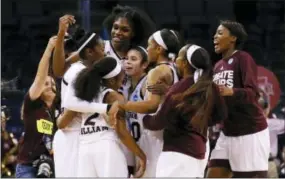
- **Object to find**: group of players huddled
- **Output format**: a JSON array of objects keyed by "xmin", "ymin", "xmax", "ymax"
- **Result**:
[{"xmin": 17, "ymin": 5, "xmax": 271, "ymax": 178}]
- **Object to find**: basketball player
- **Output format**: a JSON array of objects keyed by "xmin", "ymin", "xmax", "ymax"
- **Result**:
[
  {"xmin": 207, "ymin": 20, "xmax": 270, "ymax": 178},
  {"xmin": 57, "ymin": 57, "xmax": 146, "ymax": 177},
  {"xmin": 118, "ymin": 29, "xmax": 181, "ymax": 177},
  {"xmin": 103, "ymin": 5, "xmax": 156, "ymax": 62},
  {"xmin": 102, "ymin": 5, "xmax": 155, "ymax": 173},
  {"xmin": 174, "ymin": 44, "xmax": 216, "ymax": 177},
  {"xmin": 52, "ymin": 6, "xmax": 155, "ymax": 74},
  {"xmin": 53, "ymin": 32, "xmax": 119, "ymax": 177},
  {"xmin": 141, "ymin": 44, "xmax": 226, "ymax": 177},
  {"xmin": 121, "ymin": 46, "xmax": 149, "ymax": 175}
]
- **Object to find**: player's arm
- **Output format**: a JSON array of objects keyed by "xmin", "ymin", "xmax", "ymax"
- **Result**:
[
  {"xmin": 210, "ymin": 84, "xmax": 228, "ymax": 126},
  {"xmin": 63, "ymin": 80, "xmax": 111, "ymax": 114},
  {"xmin": 121, "ymin": 69, "xmax": 163, "ymax": 114},
  {"xmin": 29, "ymin": 36, "xmax": 57, "ymax": 101},
  {"xmin": 52, "ymin": 14, "xmax": 75, "ymax": 77},
  {"xmin": 142, "ymin": 92, "xmax": 172, "ymax": 130},
  {"xmin": 232, "ymin": 52, "xmax": 260, "ymax": 102},
  {"xmin": 56, "ymin": 109, "xmax": 78, "ymax": 129},
  {"xmin": 106, "ymin": 92, "xmax": 146, "ymax": 169}
]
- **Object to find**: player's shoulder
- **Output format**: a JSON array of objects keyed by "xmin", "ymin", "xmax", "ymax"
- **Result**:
[
  {"xmin": 67, "ymin": 61, "xmax": 85, "ymax": 73},
  {"xmin": 235, "ymin": 50, "xmax": 254, "ymax": 61},
  {"xmin": 214, "ymin": 59, "xmax": 224, "ymax": 69},
  {"xmin": 64, "ymin": 62, "xmax": 85, "ymax": 82},
  {"xmin": 104, "ymin": 40, "xmax": 111, "ymax": 51}
]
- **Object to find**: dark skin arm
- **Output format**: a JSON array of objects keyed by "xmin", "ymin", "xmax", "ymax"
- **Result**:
[
  {"xmin": 56, "ymin": 109, "xmax": 78, "ymax": 129},
  {"xmin": 52, "ymin": 14, "xmax": 76, "ymax": 77},
  {"xmin": 120, "ymin": 66, "xmax": 171, "ymax": 114}
]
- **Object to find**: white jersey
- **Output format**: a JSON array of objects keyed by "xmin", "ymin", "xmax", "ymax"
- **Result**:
[
  {"xmin": 60, "ymin": 61, "xmax": 85, "ymax": 130},
  {"xmin": 53, "ymin": 61, "xmax": 85, "ymax": 177},
  {"xmin": 79, "ymin": 88, "xmax": 119, "ymax": 144},
  {"xmin": 104, "ymin": 40, "xmax": 123, "ymax": 64},
  {"xmin": 126, "ymin": 76, "xmax": 147, "ymax": 142},
  {"xmin": 119, "ymin": 76, "xmax": 131, "ymax": 100},
  {"xmin": 144, "ymin": 62, "xmax": 179, "ymax": 139}
]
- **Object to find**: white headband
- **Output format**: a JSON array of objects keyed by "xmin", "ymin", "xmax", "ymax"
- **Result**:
[
  {"xmin": 138, "ymin": 46, "xmax": 148, "ymax": 55},
  {"xmin": 78, "ymin": 33, "xmax": 96, "ymax": 52},
  {"xmin": 65, "ymin": 33, "xmax": 96, "ymax": 62},
  {"xmin": 186, "ymin": 45, "xmax": 201, "ymax": 70},
  {"xmin": 186, "ymin": 45, "xmax": 203, "ymax": 83},
  {"xmin": 102, "ymin": 60, "xmax": 122, "ymax": 79},
  {"xmin": 153, "ymin": 31, "xmax": 168, "ymax": 50}
]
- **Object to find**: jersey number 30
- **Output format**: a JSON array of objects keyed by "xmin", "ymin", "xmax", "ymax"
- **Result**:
[{"xmin": 131, "ymin": 121, "xmax": 141, "ymax": 142}]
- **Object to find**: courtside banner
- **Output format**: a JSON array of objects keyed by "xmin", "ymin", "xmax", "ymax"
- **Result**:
[{"xmin": 257, "ymin": 66, "xmax": 281, "ymax": 110}]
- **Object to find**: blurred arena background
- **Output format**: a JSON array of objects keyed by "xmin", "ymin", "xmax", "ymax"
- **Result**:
[{"xmin": 1, "ymin": 0, "xmax": 285, "ymax": 177}]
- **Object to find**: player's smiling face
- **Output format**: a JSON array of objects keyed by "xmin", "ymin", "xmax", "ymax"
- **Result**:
[
  {"xmin": 124, "ymin": 49, "xmax": 147, "ymax": 77},
  {"xmin": 111, "ymin": 17, "xmax": 134, "ymax": 47},
  {"xmin": 213, "ymin": 25, "xmax": 237, "ymax": 54}
]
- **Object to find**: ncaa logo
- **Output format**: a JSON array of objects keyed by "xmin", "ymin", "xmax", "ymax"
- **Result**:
[
  {"xmin": 228, "ymin": 58, "xmax": 234, "ymax": 64},
  {"xmin": 133, "ymin": 92, "xmax": 138, "ymax": 101}
]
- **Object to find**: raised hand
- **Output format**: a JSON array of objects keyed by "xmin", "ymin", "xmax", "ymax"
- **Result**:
[
  {"xmin": 58, "ymin": 14, "xmax": 76, "ymax": 33},
  {"xmin": 47, "ymin": 36, "xmax": 58, "ymax": 50}
]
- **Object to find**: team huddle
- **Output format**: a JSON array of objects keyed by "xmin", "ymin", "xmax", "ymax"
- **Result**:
[{"xmin": 46, "ymin": 5, "xmax": 270, "ymax": 178}]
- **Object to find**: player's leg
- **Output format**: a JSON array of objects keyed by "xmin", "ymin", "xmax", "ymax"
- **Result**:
[
  {"xmin": 229, "ymin": 128, "xmax": 270, "ymax": 178},
  {"xmin": 207, "ymin": 132, "xmax": 233, "ymax": 178},
  {"xmin": 94, "ymin": 140, "xmax": 128, "ymax": 177}
]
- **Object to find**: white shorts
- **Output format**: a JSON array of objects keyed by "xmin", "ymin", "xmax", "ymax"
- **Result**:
[
  {"xmin": 137, "ymin": 132, "xmax": 163, "ymax": 177},
  {"xmin": 156, "ymin": 151, "xmax": 205, "ymax": 177},
  {"xmin": 53, "ymin": 129, "xmax": 80, "ymax": 177},
  {"xmin": 77, "ymin": 140, "xmax": 128, "ymax": 177},
  {"xmin": 200, "ymin": 139, "xmax": 210, "ymax": 177},
  {"xmin": 210, "ymin": 128, "xmax": 270, "ymax": 172},
  {"xmin": 120, "ymin": 142, "xmax": 135, "ymax": 167}
]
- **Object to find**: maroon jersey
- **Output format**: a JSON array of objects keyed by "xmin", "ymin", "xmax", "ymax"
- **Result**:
[
  {"xmin": 143, "ymin": 76, "xmax": 227, "ymax": 159},
  {"xmin": 17, "ymin": 93, "xmax": 50, "ymax": 164},
  {"xmin": 213, "ymin": 50, "xmax": 267, "ymax": 136}
]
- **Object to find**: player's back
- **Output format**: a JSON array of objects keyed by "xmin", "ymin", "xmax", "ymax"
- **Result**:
[
  {"xmin": 79, "ymin": 87, "xmax": 119, "ymax": 144},
  {"xmin": 60, "ymin": 61, "xmax": 85, "ymax": 130}
]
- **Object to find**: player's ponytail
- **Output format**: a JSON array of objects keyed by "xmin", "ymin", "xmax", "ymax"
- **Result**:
[
  {"xmin": 74, "ymin": 57, "xmax": 121, "ymax": 102},
  {"xmin": 172, "ymin": 45, "xmax": 217, "ymax": 135}
]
